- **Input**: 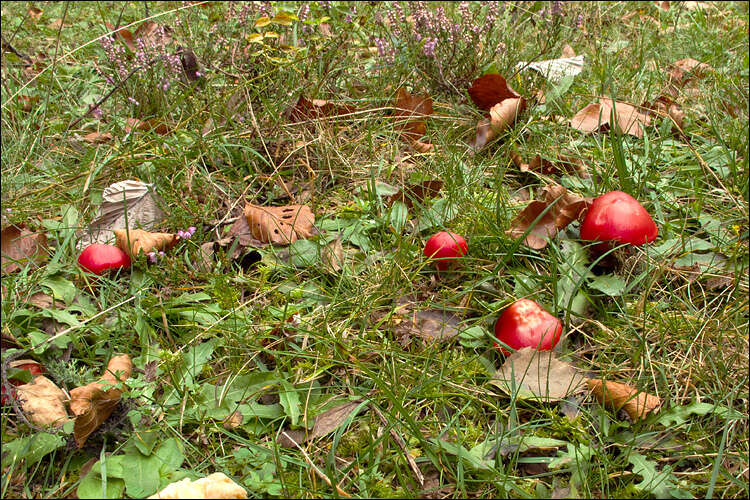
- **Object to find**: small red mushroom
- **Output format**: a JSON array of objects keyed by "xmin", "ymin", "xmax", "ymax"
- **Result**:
[
  {"xmin": 580, "ymin": 191, "xmax": 658, "ymax": 253},
  {"xmin": 78, "ymin": 244, "xmax": 131, "ymax": 275},
  {"xmin": 424, "ymin": 231, "xmax": 468, "ymax": 271},
  {"xmin": 494, "ymin": 299, "xmax": 562, "ymax": 355}
]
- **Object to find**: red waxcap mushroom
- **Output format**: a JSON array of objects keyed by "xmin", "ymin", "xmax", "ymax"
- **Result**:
[
  {"xmin": 424, "ymin": 231, "xmax": 468, "ymax": 271},
  {"xmin": 494, "ymin": 299, "xmax": 562, "ymax": 355},
  {"xmin": 580, "ymin": 191, "xmax": 658, "ymax": 249},
  {"xmin": 78, "ymin": 243, "xmax": 131, "ymax": 275}
]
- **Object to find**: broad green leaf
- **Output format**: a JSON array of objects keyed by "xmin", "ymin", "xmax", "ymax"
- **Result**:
[
  {"xmin": 40, "ymin": 275, "xmax": 77, "ymax": 304},
  {"xmin": 389, "ymin": 201, "xmax": 408, "ymax": 234},
  {"xmin": 3, "ymin": 434, "xmax": 65, "ymax": 465},
  {"xmin": 122, "ymin": 454, "xmax": 160, "ymax": 498},
  {"xmin": 289, "ymin": 239, "xmax": 320, "ymax": 267},
  {"xmin": 221, "ymin": 372, "xmax": 278, "ymax": 405},
  {"xmin": 587, "ymin": 274, "xmax": 626, "ymax": 296},
  {"xmin": 77, "ymin": 472, "xmax": 125, "ymax": 499},
  {"xmin": 279, "ymin": 380, "xmax": 301, "ymax": 426},
  {"xmin": 154, "ymin": 438, "xmax": 185, "ymax": 472},
  {"xmin": 132, "ymin": 429, "xmax": 160, "ymax": 456},
  {"xmin": 628, "ymin": 452, "xmax": 691, "ymax": 498},
  {"xmin": 432, "ymin": 439, "xmax": 492, "ymax": 470},
  {"xmin": 238, "ymin": 402, "xmax": 285, "ymax": 420},
  {"xmin": 656, "ymin": 401, "xmax": 741, "ymax": 427},
  {"xmin": 458, "ymin": 325, "xmax": 489, "ymax": 349}
]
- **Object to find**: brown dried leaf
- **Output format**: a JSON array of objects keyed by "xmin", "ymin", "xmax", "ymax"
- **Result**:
[
  {"xmin": 667, "ymin": 58, "xmax": 713, "ymax": 86},
  {"xmin": 82, "ymin": 131, "xmax": 113, "ymax": 144},
  {"xmin": 473, "ymin": 97, "xmax": 526, "ymax": 149},
  {"xmin": 586, "ymin": 378, "xmax": 661, "ymax": 421},
  {"xmin": 312, "ymin": 400, "xmax": 364, "ymax": 439},
  {"xmin": 28, "ymin": 292, "xmax": 64, "ymax": 309},
  {"xmin": 387, "ymin": 180, "xmax": 443, "ymax": 209},
  {"xmin": 507, "ymin": 184, "xmax": 591, "ymax": 250},
  {"xmin": 73, "ymin": 387, "xmax": 122, "ymax": 448},
  {"xmin": 1, "ymin": 225, "xmax": 48, "ymax": 275},
  {"xmin": 490, "ymin": 348, "xmax": 587, "ymax": 401},
  {"xmin": 510, "ymin": 150, "xmax": 588, "ymax": 177},
  {"xmin": 28, "ymin": 7, "xmax": 43, "ymax": 20},
  {"xmin": 224, "ymin": 215, "xmax": 266, "ymax": 249},
  {"xmin": 394, "ymin": 88, "xmax": 435, "ymax": 152},
  {"xmin": 467, "ymin": 74, "xmax": 520, "ymax": 111},
  {"xmin": 223, "ymin": 410, "xmax": 244, "ymax": 430},
  {"xmin": 277, "ymin": 428, "xmax": 307, "ymax": 449},
  {"xmin": 321, "ymin": 236, "xmax": 344, "ymax": 273},
  {"xmin": 561, "ymin": 44, "xmax": 576, "ymax": 58},
  {"xmin": 48, "ymin": 18, "xmax": 64, "ymax": 30},
  {"xmin": 15, "ymin": 376, "xmax": 70, "ymax": 427},
  {"xmin": 394, "ymin": 308, "xmax": 462, "ymax": 344},
  {"xmin": 114, "ymin": 228, "xmax": 177, "ymax": 257},
  {"xmin": 569, "ymin": 98, "xmax": 651, "ymax": 138},
  {"xmin": 125, "ymin": 117, "xmax": 171, "ymax": 135},
  {"xmin": 287, "ymin": 95, "xmax": 355, "ymax": 123},
  {"xmin": 148, "ymin": 472, "xmax": 248, "ymax": 499},
  {"xmin": 105, "ymin": 22, "xmax": 135, "ymax": 51},
  {"xmin": 69, "ymin": 354, "xmax": 133, "ymax": 416},
  {"xmin": 244, "ymin": 203, "xmax": 315, "ymax": 245}
]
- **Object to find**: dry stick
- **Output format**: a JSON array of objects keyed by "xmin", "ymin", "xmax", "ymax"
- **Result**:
[
  {"xmin": 1, "ymin": 34, "xmax": 32, "ymax": 63},
  {"xmin": 369, "ymin": 403, "xmax": 425, "ymax": 486},
  {"xmin": 281, "ymin": 431, "xmax": 352, "ymax": 498}
]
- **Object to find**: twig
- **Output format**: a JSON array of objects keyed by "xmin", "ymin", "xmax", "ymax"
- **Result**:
[
  {"xmin": 369, "ymin": 403, "xmax": 425, "ymax": 486},
  {"xmin": 281, "ymin": 431, "xmax": 352, "ymax": 498},
  {"xmin": 1, "ymin": 34, "xmax": 31, "ymax": 63}
]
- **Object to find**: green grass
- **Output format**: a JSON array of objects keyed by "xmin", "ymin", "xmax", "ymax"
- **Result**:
[{"xmin": 2, "ymin": 1, "xmax": 748, "ymax": 498}]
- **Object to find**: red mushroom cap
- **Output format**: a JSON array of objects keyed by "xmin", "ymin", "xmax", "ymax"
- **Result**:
[
  {"xmin": 580, "ymin": 191, "xmax": 658, "ymax": 247},
  {"xmin": 494, "ymin": 299, "xmax": 562, "ymax": 355},
  {"xmin": 424, "ymin": 231, "xmax": 468, "ymax": 271},
  {"xmin": 78, "ymin": 244, "xmax": 131, "ymax": 275}
]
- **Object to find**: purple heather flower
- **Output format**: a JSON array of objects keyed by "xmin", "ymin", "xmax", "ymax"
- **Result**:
[
  {"xmin": 148, "ymin": 252, "xmax": 157, "ymax": 263},
  {"xmin": 91, "ymin": 107, "xmax": 103, "ymax": 119},
  {"xmin": 188, "ymin": 226, "xmax": 196, "ymax": 235},
  {"xmin": 128, "ymin": 97, "xmax": 139, "ymax": 106},
  {"xmin": 158, "ymin": 251, "xmax": 165, "ymax": 257},
  {"xmin": 576, "ymin": 14, "xmax": 584, "ymax": 28}
]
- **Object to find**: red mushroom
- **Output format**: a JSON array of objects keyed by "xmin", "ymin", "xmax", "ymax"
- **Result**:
[
  {"xmin": 580, "ymin": 191, "xmax": 658, "ymax": 253},
  {"xmin": 78, "ymin": 244, "xmax": 131, "ymax": 275},
  {"xmin": 424, "ymin": 231, "xmax": 468, "ymax": 271},
  {"xmin": 494, "ymin": 299, "xmax": 562, "ymax": 355}
]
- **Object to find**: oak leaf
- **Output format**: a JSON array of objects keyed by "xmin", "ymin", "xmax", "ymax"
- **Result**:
[
  {"xmin": 69, "ymin": 354, "xmax": 132, "ymax": 416},
  {"xmin": 287, "ymin": 95, "xmax": 355, "ymax": 123},
  {"xmin": 244, "ymin": 203, "xmax": 315, "ymax": 245},
  {"xmin": 394, "ymin": 88, "xmax": 434, "ymax": 151},
  {"xmin": 507, "ymin": 184, "xmax": 591, "ymax": 250},
  {"xmin": 473, "ymin": 98, "xmax": 526, "ymax": 149},
  {"xmin": 467, "ymin": 74, "xmax": 520, "ymax": 111},
  {"xmin": 490, "ymin": 348, "xmax": 587, "ymax": 401},
  {"xmin": 114, "ymin": 228, "xmax": 176, "ymax": 257},
  {"xmin": 587, "ymin": 378, "xmax": 661, "ymax": 421}
]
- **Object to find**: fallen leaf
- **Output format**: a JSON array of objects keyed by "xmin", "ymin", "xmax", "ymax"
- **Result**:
[
  {"xmin": 70, "ymin": 355, "xmax": 132, "ymax": 448},
  {"xmin": 105, "ymin": 22, "xmax": 135, "ymax": 51},
  {"xmin": 148, "ymin": 472, "xmax": 247, "ymax": 499},
  {"xmin": 507, "ymin": 184, "xmax": 591, "ymax": 250},
  {"xmin": 114, "ymin": 228, "xmax": 177, "ymax": 257},
  {"xmin": 321, "ymin": 235, "xmax": 345, "ymax": 273},
  {"xmin": 125, "ymin": 117, "xmax": 171, "ymax": 135},
  {"xmin": 311, "ymin": 400, "xmax": 364, "ymax": 439},
  {"xmin": 586, "ymin": 378, "xmax": 661, "ymax": 421},
  {"xmin": 467, "ymin": 74, "xmax": 520, "ymax": 111},
  {"xmin": 82, "ymin": 131, "xmax": 113, "ymax": 144},
  {"xmin": 77, "ymin": 179, "xmax": 166, "ymax": 250},
  {"xmin": 69, "ymin": 354, "xmax": 132, "ymax": 416},
  {"xmin": 510, "ymin": 150, "xmax": 588, "ymax": 177},
  {"xmin": 287, "ymin": 95, "xmax": 355, "ymax": 123},
  {"xmin": 223, "ymin": 411, "xmax": 243, "ymax": 430},
  {"xmin": 392, "ymin": 306, "xmax": 462, "ymax": 345},
  {"xmin": 15, "ymin": 376, "xmax": 70, "ymax": 427},
  {"xmin": 277, "ymin": 428, "xmax": 306, "ymax": 449},
  {"xmin": 27, "ymin": 292, "xmax": 65, "ymax": 309},
  {"xmin": 490, "ymin": 348, "xmax": 587, "ymax": 401},
  {"xmin": 667, "ymin": 58, "xmax": 713, "ymax": 86},
  {"xmin": 569, "ymin": 97, "xmax": 651, "ymax": 138},
  {"xmin": 473, "ymin": 97, "xmax": 526, "ymax": 149},
  {"xmin": 18, "ymin": 95, "xmax": 40, "ymax": 112},
  {"xmin": 515, "ymin": 55, "xmax": 584, "ymax": 84},
  {"xmin": 48, "ymin": 18, "xmax": 64, "ymax": 30},
  {"xmin": 560, "ymin": 44, "xmax": 576, "ymax": 58},
  {"xmin": 180, "ymin": 48, "xmax": 201, "ymax": 81},
  {"xmin": 244, "ymin": 203, "xmax": 315, "ymax": 245},
  {"xmin": 387, "ymin": 180, "xmax": 443, "ymax": 209},
  {"xmin": 27, "ymin": 7, "xmax": 43, "ymax": 20},
  {"xmin": 1, "ymin": 225, "xmax": 48, "ymax": 274}
]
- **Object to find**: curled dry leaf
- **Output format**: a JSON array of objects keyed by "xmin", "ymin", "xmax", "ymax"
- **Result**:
[
  {"xmin": 287, "ymin": 95, "xmax": 355, "ymax": 123},
  {"xmin": 1, "ymin": 225, "xmax": 48, "ymax": 275},
  {"xmin": 490, "ymin": 348, "xmax": 587, "ymax": 401},
  {"xmin": 394, "ymin": 88, "xmax": 434, "ymax": 151},
  {"xmin": 70, "ymin": 355, "xmax": 132, "ymax": 448},
  {"xmin": 82, "ymin": 131, "xmax": 113, "ymax": 144},
  {"xmin": 386, "ymin": 301, "xmax": 462, "ymax": 345},
  {"xmin": 321, "ymin": 235, "xmax": 345, "ymax": 273},
  {"xmin": 125, "ymin": 117, "xmax": 171, "ymax": 135},
  {"xmin": 510, "ymin": 150, "xmax": 588, "ymax": 177},
  {"xmin": 77, "ymin": 179, "xmax": 166, "ymax": 250},
  {"xmin": 244, "ymin": 203, "xmax": 315, "ymax": 245},
  {"xmin": 473, "ymin": 98, "xmax": 526, "ymax": 150},
  {"xmin": 148, "ymin": 472, "xmax": 247, "ymax": 499},
  {"xmin": 69, "ymin": 354, "xmax": 133, "ymax": 416},
  {"xmin": 570, "ymin": 97, "xmax": 651, "ymax": 138},
  {"xmin": 586, "ymin": 378, "xmax": 661, "ymax": 421},
  {"xmin": 15, "ymin": 376, "xmax": 70, "ymax": 427},
  {"xmin": 507, "ymin": 184, "xmax": 591, "ymax": 250},
  {"xmin": 114, "ymin": 228, "xmax": 176, "ymax": 257},
  {"xmin": 467, "ymin": 74, "xmax": 520, "ymax": 111},
  {"xmin": 643, "ymin": 58, "xmax": 714, "ymax": 128},
  {"xmin": 312, "ymin": 400, "xmax": 364, "ymax": 439},
  {"xmin": 387, "ymin": 180, "xmax": 443, "ymax": 209}
]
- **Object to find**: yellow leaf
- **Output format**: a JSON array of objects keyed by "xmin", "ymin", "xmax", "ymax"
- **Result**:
[
  {"xmin": 255, "ymin": 16, "xmax": 270, "ymax": 28},
  {"xmin": 272, "ymin": 11, "xmax": 297, "ymax": 26},
  {"xmin": 247, "ymin": 33, "xmax": 263, "ymax": 43}
]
